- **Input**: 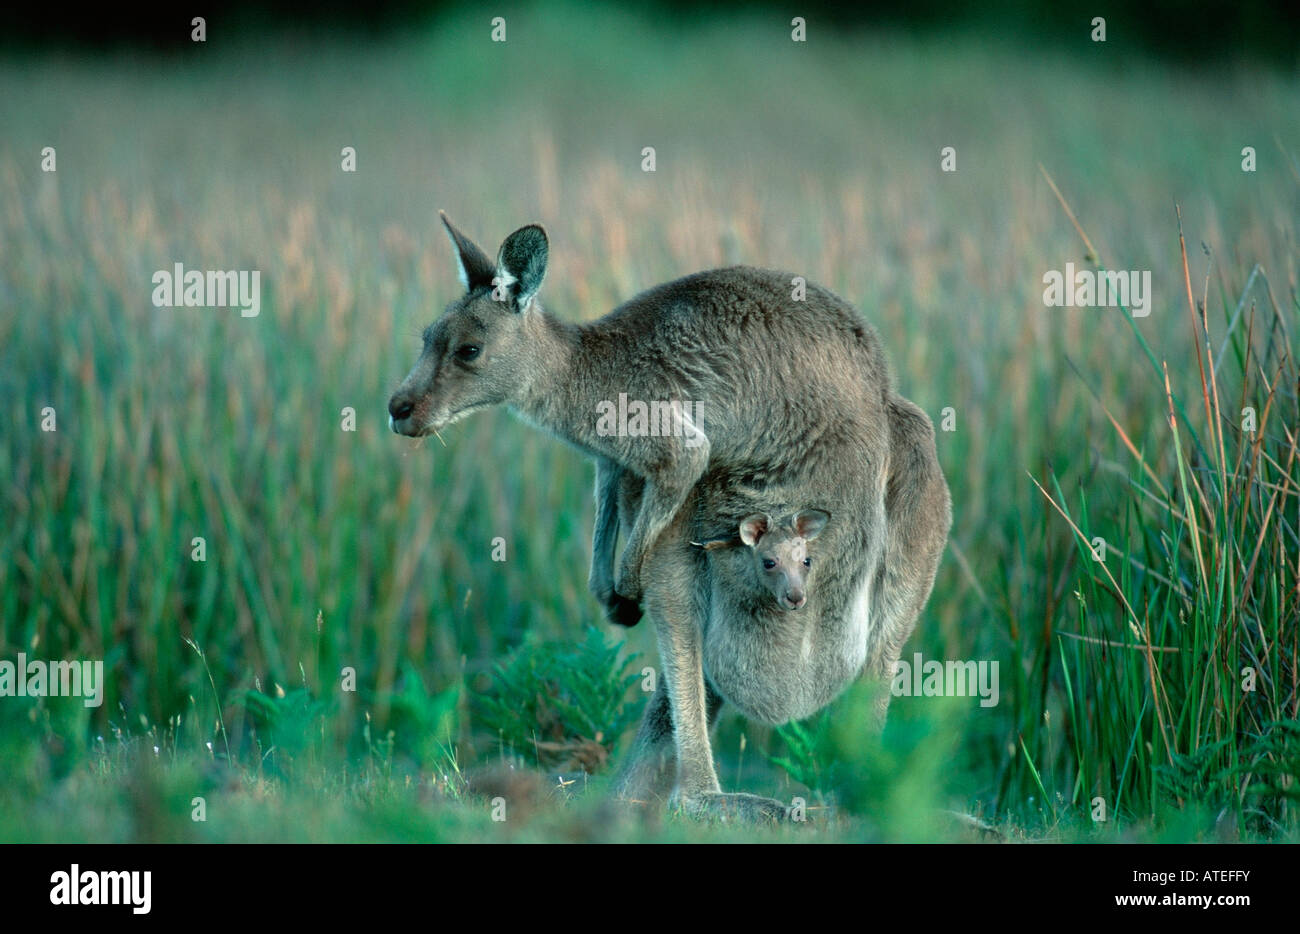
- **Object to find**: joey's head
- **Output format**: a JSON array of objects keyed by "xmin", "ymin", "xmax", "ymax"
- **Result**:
[
  {"xmin": 388, "ymin": 214, "xmax": 550, "ymax": 437},
  {"xmin": 738, "ymin": 509, "xmax": 830, "ymax": 611}
]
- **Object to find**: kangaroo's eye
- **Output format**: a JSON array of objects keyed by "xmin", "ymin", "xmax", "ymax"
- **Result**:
[
  {"xmin": 454, "ymin": 344, "xmax": 481, "ymax": 362},
  {"xmin": 803, "ymin": 557, "xmax": 812, "ymax": 568},
  {"xmin": 762, "ymin": 559, "xmax": 777, "ymax": 570}
]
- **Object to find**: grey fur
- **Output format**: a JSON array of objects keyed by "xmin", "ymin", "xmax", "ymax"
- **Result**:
[{"xmin": 389, "ymin": 217, "xmax": 952, "ymax": 823}]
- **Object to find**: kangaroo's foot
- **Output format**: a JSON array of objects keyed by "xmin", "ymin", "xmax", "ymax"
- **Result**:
[{"xmin": 672, "ymin": 791, "xmax": 792, "ymax": 825}]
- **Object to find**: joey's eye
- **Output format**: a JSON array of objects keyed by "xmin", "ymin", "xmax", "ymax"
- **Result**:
[
  {"xmin": 762, "ymin": 559, "xmax": 777, "ymax": 570},
  {"xmin": 803, "ymin": 557, "xmax": 812, "ymax": 568},
  {"xmin": 454, "ymin": 344, "xmax": 481, "ymax": 362}
]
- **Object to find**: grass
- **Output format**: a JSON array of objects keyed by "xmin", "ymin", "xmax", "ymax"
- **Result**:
[
  {"xmin": 1027, "ymin": 205, "xmax": 1300, "ymax": 835},
  {"xmin": 1, "ymin": 3, "xmax": 1297, "ymax": 841}
]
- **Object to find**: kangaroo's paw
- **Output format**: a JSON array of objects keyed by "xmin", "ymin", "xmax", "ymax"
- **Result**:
[
  {"xmin": 604, "ymin": 593, "xmax": 643, "ymax": 627},
  {"xmin": 673, "ymin": 791, "xmax": 792, "ymax": 825}
]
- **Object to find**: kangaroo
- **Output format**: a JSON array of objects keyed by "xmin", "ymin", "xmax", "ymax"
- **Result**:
[
  {"xmin": 692, "ymin": 510, "xmax": 829, "ymax": 611},
  {"xmin": 389, "ymin": 216, "xmax": 952, "ymax": 823}
]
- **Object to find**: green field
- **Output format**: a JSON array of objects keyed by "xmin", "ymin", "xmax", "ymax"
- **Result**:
[{"xmin": 2, "ymin": 4, "xmax": 1298, "ymax": 842}]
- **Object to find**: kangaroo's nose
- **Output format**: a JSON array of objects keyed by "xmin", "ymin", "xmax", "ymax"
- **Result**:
[
  {"xmin": 784, "ymin": 590, "xmax": 806, "ymax": 610},
  {"xmin": 389, "ymin": 397, "xmax": 414, "ymax": 421}
]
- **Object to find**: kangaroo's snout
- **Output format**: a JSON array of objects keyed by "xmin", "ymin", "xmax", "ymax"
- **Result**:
[
  {"xmin": 389, "ymin": 396, "xmax": 415, "ymax": 421},
  {"xmin": 782, "ymin": 589, "xmax": 806, "ymax": 611},
  {"xmin": 388, "ymin": 392, "xmax": 418, "ymax": 434}
]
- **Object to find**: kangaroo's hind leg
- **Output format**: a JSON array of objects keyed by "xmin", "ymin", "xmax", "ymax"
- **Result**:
[
  {"xmin": 865, "ymin": 396, "xmax": 953, "ymax": 725},
  {"xmin": 636, "ymin": 503, "xmax": 790, "ymax": 824},
  {"xmin": 612, "ymin": 676, "xmax": 724, "ymax": 805}
]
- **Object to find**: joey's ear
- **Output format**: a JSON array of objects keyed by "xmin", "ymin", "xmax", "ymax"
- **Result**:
[
  {"xmin": 793, "ymin": 509, "xmax": 830, "ymax": 541},
  {"xmin": 495, "ymin": 224, "xmax": 549, "ymax": 311},
  {"xmin": 440, "ymin": 212, "xmax": 495, "ymax": 292},
  {"xmin": 739, "ymin": 513, "xmax": 772, "ymax": 548}
]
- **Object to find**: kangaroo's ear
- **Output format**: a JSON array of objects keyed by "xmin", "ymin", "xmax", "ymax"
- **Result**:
[
  {"xmin": 793, "ymin": 509, "xmax": 830, "ymax": 541},
  {"xmin": 440, "ymin": 212, "xmax": 495, "ymax": 292},
  {"xmin": 495, "ymin": 224, "xmax": 549, "ymax": 311},
  {"xmin": 739, "ymin": 513, "xmax": 772, "ymax": 548}
]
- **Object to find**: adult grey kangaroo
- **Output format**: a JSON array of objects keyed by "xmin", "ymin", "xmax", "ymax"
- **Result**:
[{"xmin": 388, "ymin": 216, "xmax": 952, "ymax": 823}]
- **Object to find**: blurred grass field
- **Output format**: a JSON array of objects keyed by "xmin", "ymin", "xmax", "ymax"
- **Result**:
[{"xmin": 2, "ymin": 4, "xmax": 1298, "ymax": 841}]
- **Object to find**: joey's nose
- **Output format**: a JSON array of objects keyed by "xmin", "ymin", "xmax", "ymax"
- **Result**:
[
  {"xmin": 784, "ymin": 590, "xmax": 806, "ymax": 610},
  {"xmin": 389, "ymin": 397, "xmax": 414, "ymax": 421}
]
